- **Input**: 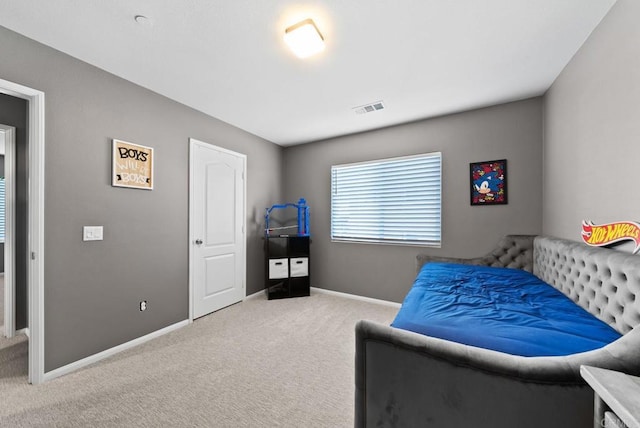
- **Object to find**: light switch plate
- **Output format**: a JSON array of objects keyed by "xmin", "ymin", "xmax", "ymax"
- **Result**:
[{"xmin": 83, "ymin": 226, "xmax": 104, "ymax": 241}]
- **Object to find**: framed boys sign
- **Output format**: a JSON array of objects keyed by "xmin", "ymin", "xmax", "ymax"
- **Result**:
[
  {"xmin": 470, "ymin": 159, "xmax": 507, "ymax": 205},
  {"xmin": 112, "ymin": 139, "xmax": 154, "ymax": 190}
]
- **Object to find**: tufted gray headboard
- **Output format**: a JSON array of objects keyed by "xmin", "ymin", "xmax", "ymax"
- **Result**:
[{"xmin": 533, "ymin": 236, "xmax": 640, "ymax": 335}]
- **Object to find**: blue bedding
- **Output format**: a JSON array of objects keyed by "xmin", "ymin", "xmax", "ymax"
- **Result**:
[{"xmin": 391, "ymin": 263, "xmax": 621, "ymax": 357}]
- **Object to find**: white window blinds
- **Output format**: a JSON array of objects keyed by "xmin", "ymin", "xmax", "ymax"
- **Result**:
[{"xmin": 331, "ymin": 152, "xmax": 442, "ymax": 247}]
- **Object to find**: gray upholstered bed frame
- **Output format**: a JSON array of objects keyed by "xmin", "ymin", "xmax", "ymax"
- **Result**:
[{"xmin": 355, "ymin": 235, "xmax": 640, "ymax": 428}]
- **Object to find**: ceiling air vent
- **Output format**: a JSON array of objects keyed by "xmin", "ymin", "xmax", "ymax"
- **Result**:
[{"xmin": 353, "ymin": 101, "xmax": 385, "ymax": 115}]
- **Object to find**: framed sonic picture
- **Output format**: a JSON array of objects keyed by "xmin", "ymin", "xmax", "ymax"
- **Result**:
[
  {"xmin": 112, "ymin": 139, "xmax": 154, "ymax": 190},
  {"xmin": 470, "ymin": 159, "xmax": 507, "ymax": 205}
]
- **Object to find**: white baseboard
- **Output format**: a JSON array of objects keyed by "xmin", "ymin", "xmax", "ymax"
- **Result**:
[
  {"xmin": 43, "ymin": 319, "xmax": 189, "ymax": 382},
  {"xmin": 244, "ymin": 289, "xmax": 265, "ymax": 301},
  {"xmin": 310, "ymin": 287, "xmax": 401, "ymax": 308}
]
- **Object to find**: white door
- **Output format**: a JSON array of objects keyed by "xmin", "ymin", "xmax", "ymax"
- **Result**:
[{"xmin": 190, "ymin": 138, "xmax": 246, "ymax": 319}]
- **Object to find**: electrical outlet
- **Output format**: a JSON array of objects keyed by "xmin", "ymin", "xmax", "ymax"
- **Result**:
[
  {"xmin": 83, "ymin": 226, "xmax": 104, "ymax": 241},
  {"xmin": 140, "ymin": 301, "xmax": 147, "ymax": 311}
]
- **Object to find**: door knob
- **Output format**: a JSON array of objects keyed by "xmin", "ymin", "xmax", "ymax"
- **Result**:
[{"xmin": 195, "ymin": 239, "xmax": 203, "ymax": 245}]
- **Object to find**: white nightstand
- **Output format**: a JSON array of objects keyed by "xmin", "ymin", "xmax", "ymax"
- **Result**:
[{"xmin": 580, "ymin": 365, "xmax": 640, "ymax": 428}]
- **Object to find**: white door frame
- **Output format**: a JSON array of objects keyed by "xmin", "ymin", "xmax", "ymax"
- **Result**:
[
  {"xmin": 188, "ymin": 138, "xmax": 246, "ymax": 322},
  {"xmin": 0, "ymin": 78, "xmax": 45, "ymax": 385},
  {"xmin": 1, "ymin": 124, "xmax": 15, "ymax": 338}
]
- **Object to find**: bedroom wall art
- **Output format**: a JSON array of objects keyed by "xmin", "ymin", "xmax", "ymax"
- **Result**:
[
  {"xmin": 470, "ymin": 159, "xmax": 507, "ymax": 205},
  {"xmin": 581, "ymin": 220, "xmax": 640, "ymax": 254},
  {"xmin": 112, "ymin": 139, "xmax": 154, "ymax": 190}
]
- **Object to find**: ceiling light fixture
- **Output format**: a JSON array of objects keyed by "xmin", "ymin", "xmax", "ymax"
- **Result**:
[{"xmin": 284, "ymin": 18, "xmax": 325, "ymax": 59}]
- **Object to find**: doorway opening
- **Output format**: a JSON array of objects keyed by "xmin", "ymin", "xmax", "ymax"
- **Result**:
[
  {"xmin": 1, "ymin": 124, "xmax": 15, "ymax": 338},
  {"xmin": 0, "ymin": 78, "xmax": 45, "ymax": 384}
]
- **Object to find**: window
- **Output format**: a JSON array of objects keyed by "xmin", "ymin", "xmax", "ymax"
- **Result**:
[{"xmin": 331, "ymin": 152, "xmax": 441, "ymax": 247}]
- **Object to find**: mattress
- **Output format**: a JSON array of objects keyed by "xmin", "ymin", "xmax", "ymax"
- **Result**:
[{"xmin": 391, "ymin": 263, "xmax": 621, "ymax": 357}]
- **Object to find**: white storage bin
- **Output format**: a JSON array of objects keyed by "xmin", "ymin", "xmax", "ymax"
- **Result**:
[
  {"xmin": 269, "ymin": 258, "xmax": 289, "ymax": 279},
  {"xmin": 290, "ymin": 257, "xmax": 309, "ymax": 277}
]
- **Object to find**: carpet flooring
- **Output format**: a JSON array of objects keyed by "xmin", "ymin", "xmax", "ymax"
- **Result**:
[{"xmin": 0, "ymin": 289, "xmax": 397, "ymax": 427}]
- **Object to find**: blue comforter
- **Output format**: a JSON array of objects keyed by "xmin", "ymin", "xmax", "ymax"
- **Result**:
[{"xmin": 391, "ymin": 263, "xmax": 621, "ymax": 357}]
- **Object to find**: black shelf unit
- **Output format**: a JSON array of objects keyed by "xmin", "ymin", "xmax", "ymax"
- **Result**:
[{"xmin": 264, "ymin": 235, "xmax": 310, "ymax": 299}]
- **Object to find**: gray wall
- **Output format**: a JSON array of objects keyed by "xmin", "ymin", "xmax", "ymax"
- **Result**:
[
  {"xmin": 283, "ymin": 98, "xmax": 543, "ymax": 302},
  {"xmin": 0, "ymin": 26, "xmax": 283, "ymax": 371},
  {"xmin": 0, "ymin": 94, "xmax": 28, "ymax": 330},
  {"xmin": 543, "ymin": 0, "xmax": 640, "ymax": 243}
]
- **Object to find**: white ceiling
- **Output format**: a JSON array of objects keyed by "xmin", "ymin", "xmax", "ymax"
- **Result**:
[{"xmin": 0, "ymin": 0, "xmax": 616, "ymax": 146}]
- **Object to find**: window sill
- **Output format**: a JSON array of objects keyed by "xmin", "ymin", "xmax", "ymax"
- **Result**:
[{"xmin": 331, "ymin": 238, "xmax": 441, "ymax": 248}]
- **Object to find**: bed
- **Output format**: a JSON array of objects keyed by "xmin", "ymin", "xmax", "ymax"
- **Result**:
[{"xmin": 355, "ymin": 235, "xmax": 640, "ymax": 428}]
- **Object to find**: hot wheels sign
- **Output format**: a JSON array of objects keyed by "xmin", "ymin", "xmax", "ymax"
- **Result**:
[{"xmin": 581, "ymin": 220, "xmax": 640, "ymax": 254}]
